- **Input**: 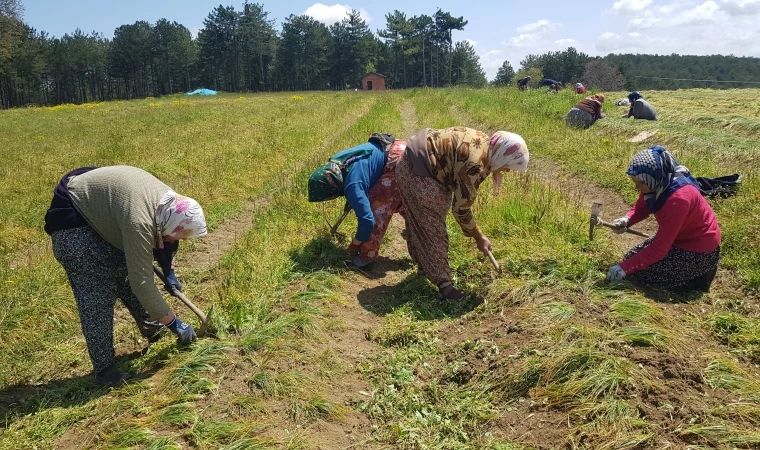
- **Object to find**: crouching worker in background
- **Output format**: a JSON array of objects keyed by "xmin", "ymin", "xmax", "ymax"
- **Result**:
[
  {"xmin": 606, "ymin": 146, "xmax": 721, "ymax": 291},
  {"xmin": 623, "ymin": 91, "xmax": 657, "ymax": 120},
  {"xmin": 566, "ymin": 94, "xmax": 606, "ymax": 129},
  {"xmin": 308, "ymin": 134, "xmax": 407, "ymax": 268},
  {"xmin": 397, "ymin": 128, "xmax": 529, "ymax": 300},
  {"xmin": 44, "ymin": 166, "xmax": 208, "ymax": 387}
]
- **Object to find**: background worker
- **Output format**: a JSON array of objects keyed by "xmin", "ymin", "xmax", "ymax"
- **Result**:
[
  {"xmin": 575, "ymin": 83, "xmax": 587, "ymax": 94},
  {"xmin": 566, "ymin": 94, "xmax": 606, "ymax": 129},
  {"xmin": 607, "ymin": 146, "xmax": 721, "ymax": 291},
  {"xmin": 308, "ymin": 135, "xmax": 406, "ymax": 268},
  {"xmin": 517, "ymin": 75, "xmax": 532, "ymax": 90},
  {"xmin": 44, "ymin": 166, "xmax": 207, "ymax": 387},
  {"xmin": 541, "ymin": 78, "xmax": 560, "ymax": 93},
  {"xmin": 396, "ymin": 127, "xmax": 530, "ymax": 300},
  {"xmin": 623, "ymin": 91, "xmax": 657, "ymax": 120}
]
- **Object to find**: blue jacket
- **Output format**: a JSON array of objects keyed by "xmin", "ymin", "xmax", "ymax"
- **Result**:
[{"xmin": 338, "ymin": 142, "xmax": 385, "ymax": 242}]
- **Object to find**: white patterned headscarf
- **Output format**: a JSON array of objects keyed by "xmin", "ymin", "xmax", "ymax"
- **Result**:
[
  {"xmin": 155, "ymin": 190, "xmax": 207, "ymax": 248},
  {"xmin": 488, "ymin": 131, "xmax": 530, "ymax": 195}
]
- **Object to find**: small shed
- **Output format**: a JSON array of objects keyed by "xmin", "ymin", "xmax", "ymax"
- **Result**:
[{"xmin": 361, "ymin": 72, "xmax": 386, "ymax": 91}]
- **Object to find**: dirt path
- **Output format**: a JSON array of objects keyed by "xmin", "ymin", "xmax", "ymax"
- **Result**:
[
  {"xmin": 175, "ymin": 101, "xmax": 376, "ymax": 272},
  {"xmin": 301, "ymin": 101, "xmax": 419, "ymax": 449}
]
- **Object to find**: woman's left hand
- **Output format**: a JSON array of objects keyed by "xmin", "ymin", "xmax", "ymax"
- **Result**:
[
  {"xmin": 475, "ymin": 233, "xmax": 492, "ymax": 255},
  {"xmin": 606, "ymin": 265, "xmax": 626, "ymax": 281}
]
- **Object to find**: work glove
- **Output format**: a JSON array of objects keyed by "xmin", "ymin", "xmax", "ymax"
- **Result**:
[
  {"xmin": 167, "ymin": 316, "xmax": 196, "ymax": 345},
  {"xmin": 153, "ymin": 241, "xmax": 179, "ymax": 272},
  {"xmin": 611, "ymin": 216, "xmax": 630, "ymax": 234},
  {"xmin": 164, "ymin": 269, "xmax": 183, "ymax": 293},
  {"xmin": 606, "ymin": 265, "xmax": 626, "ymax": 281},
  {"xmin": 140, "ymin": 319, "xmax": 165, "ymax": 343}
]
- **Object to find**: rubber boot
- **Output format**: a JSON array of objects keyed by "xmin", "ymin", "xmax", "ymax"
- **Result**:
[{"xmin": 96, "ymin": 365, "xmax": 132, "ymax": 387}]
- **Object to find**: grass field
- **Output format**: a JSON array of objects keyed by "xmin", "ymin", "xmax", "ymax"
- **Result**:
[{"xmin": 1, "ymin": 87, "xmax": 759, "ymax": 449}]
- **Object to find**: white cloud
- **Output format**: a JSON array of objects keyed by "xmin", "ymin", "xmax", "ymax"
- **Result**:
[
  {"xmin": 502, "ymin": 33, "xmax": 544, "ymax": 48},
  {"xmin": 595, "ymin": 31, "xmax": 651, "ymax": 52},
  {"xmin": 612, "ymin": 0, "xmax": 654, "ymax": 14},
  {"xmin": 672, "ymin": 0, "xmax": 721, "ymax": 25},
  {"xmin": 721, "ymin": 0, "xmax": 760, "ymax": 15},
  {"xmin": 516, "ymin": 19, "xmax": 562, "ymax": 33},
  {"xmin": 465, "ymin": 39, "xmax": 478, "ymax": 47},
  {"xmin": 189, "ymin": 27, "xmax": 201, "ymax": 38},
  {"xmin": 628, "ymin": 16, "xmax": 663, "ymax": 29},
  {"xmin": 303, "ymin": 3, "xmax": 372, "ymax": 25},
  {"xmin": 554, "ymin": 38, "xmax": 579, "ymax": 46}
]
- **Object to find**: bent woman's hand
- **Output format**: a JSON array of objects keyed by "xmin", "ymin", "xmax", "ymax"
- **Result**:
[{"xmin": 475, "ymin": 233, "xmax": 492, "ymax": 256}]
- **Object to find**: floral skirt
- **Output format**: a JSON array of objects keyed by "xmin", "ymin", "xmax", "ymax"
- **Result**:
[
  {"xmin": 358, "ymin": 140, "xmax": 406, "ymax": 262},
  {"xmin": 395, "ymin": 154, "xmax": 453, "ymax": 286},
  {"xmin": 625, "ymin": 236, "xmax": 720, "ymax": 290}
]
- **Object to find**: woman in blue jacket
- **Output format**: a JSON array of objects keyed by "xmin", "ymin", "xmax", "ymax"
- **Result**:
[{"xmin": 309, "ymin": 137, "xmax": 407, "ymax": 268}]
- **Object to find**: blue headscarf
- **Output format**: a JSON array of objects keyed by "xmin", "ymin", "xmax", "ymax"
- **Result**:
[
  {"xmin": 627, "ymin": 146, "xmax": 700, "ymax": 213},
  {"xmin": 628, "ymin": 91, "xmax": 642, "ymax": 102}
]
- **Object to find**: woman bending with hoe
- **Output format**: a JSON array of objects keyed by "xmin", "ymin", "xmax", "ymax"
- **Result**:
[
  {"xmin": 607, "ymin": 146, "xmax": 721, "ymax": 291},
  {"xmin": 397, "ymin": 127, "xmax": 530, "ymax": 300},
  {"xmin": 308, "ymin": 135, "xmax": 406, "ymax": 268},
  {"xmin": 44, "ymin": 166, "xmax": 207, "ymax": 387}
]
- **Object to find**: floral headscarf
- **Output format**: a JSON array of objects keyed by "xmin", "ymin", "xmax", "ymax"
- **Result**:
[
  {"xmin": 155, "ymin": 190, "xmax": 207, "ymax": 248},
  {"xmin": 488, "ymin": 131, "xmax": 530, "ymax": 195}
]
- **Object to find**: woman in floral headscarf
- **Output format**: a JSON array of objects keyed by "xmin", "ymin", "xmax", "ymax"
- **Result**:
[
  {"xmin": 44, "ymin": 166, "xmax": 207, "ymax": 387},
  {"xmin": 606, "ymin": 146, "xmax": 721, "ymax": 291},
  {"xmin": 397, "ymin": 127, "xmax": 530, "ymax": 299}
]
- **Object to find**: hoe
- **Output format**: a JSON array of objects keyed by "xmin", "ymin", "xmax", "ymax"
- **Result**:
[
  {"xmin": 589, "ymin": 202, "xmax": 649, "ymax": 241},
  {"xmin": 328, "ymin": 202, "xmax": 353, "ymax": 238},
  {"xmin": 153, "ymin": 266, "xmax": 213, "ymax": 337}
]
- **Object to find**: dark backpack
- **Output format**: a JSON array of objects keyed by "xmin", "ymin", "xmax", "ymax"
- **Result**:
[{"xmin": 307, "ymin": 133, "xmax": 395, "ymax": 202}]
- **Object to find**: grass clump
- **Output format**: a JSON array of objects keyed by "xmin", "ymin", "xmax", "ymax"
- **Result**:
[
  {"xmin": 368, "ymin": 306, "xmax": 437, "ymax": 347},
  {"xmin": 166, "ymin": 342, "xmax": 230, "ymax": 395},
  {"xmin": 708, "ymin": 313, "xmax": 760, "ymax": 363},
  {"xmin": 156, "ymin": 402, "xmax": 197, "ymax": 426},
  {"xmin": 110, "ymin": 428, "xmax": 152, "ymax": 446}
]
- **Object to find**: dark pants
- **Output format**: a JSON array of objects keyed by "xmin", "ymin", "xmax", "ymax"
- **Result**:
[
  {"xmin": 625, "ymin": 236, "xmax": 720, "ymax": 291},
  {"xmin": 566, "ymin": 108, "xmax": 595, "ymax": 129},
  {"xmin": 51, "ymin": 226, "xmax": 161, "ymax": 372}
]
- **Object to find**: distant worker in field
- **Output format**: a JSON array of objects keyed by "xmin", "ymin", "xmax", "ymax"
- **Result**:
[
  {"xmin": 566, "ymin": 94, "xmax": 606, "ymax": 129},
  {"xmin": 308, "ymin": 134, "xmax": 406, "ymax": 268},
  {"xmin": 575, "ymin": 83, "xmax": 587, "ymax": 94},
  {"xmin": 44, "ymin": 166, "xmax": 207, "ymax": 387},
  {"xmin": 623, "ymin": 91, "xmax": 657, "ymax": 120},
  {"xmin": 397, "ymin": 127, "xmax": 529, "ymax": 300},
  {"xmin": 606, "ymin": 146, "xmax": 721, "ymax": 291},
  {"xmin": 541, "ymin": 78, "xmax": 560, "ymax": 93},
  {"xmin": 517, "ymin": 75, "xmax": 532, "ymax": 90}
]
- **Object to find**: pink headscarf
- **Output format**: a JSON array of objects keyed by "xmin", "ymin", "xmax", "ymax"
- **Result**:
[
  {"xmin": 488, "ymin": 131, "xmax": 530, "ymax": 195},
  {"xmin": 155, "ymin": 190, "xmax": 207, "ymax": 248}
]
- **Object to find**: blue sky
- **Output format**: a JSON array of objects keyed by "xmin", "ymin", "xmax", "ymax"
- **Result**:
[{"xmin": 22, "ymin": 0, "xmax": 760, "ymax": 80}]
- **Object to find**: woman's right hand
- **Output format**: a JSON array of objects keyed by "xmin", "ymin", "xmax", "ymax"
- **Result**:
[
  {"xmin": 475, "ymin": 233, "xmax": 492, "ymax": 255},
  {"xmin": 347, "ymin": 238, "xmax": 361, "ymax": 256}
]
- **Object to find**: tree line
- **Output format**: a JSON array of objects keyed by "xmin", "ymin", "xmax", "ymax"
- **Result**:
[
  {"xmin": 493, "ymin": 47, "xmax": 760, "ymax": 91},
  {"xmin": 0, "ymin": 0, "xmax": 488, "ymax": 108}
]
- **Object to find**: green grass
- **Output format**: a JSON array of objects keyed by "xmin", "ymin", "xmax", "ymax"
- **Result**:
[{"xmin": 2, "ymin": 88, "xmax": 760, "ymax": 449}]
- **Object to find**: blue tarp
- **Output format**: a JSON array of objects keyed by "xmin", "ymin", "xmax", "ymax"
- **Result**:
[{"xmin": 185, "ymin": 89, "xmax": 217, "ymax": 96}]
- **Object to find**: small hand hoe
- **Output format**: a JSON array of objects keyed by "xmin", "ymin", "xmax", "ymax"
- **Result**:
[
  {"xmin": 153, "ymin": 266, "xmax": 213, "ymax": 337},
  {"xmin": 589, "ymin": 202, "xmax": 649, "ymax": 241}
]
